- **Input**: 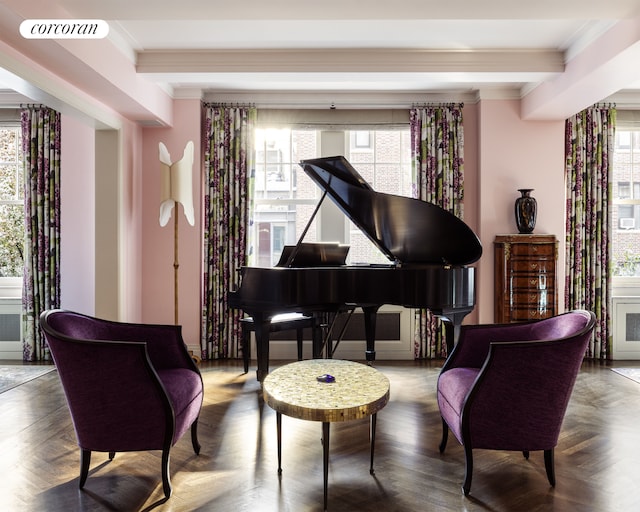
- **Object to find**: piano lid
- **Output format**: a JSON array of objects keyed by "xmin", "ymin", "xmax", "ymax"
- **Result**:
[{"xmin": 299, "ymin": 156, "xmax": 482, "ymax": 266}]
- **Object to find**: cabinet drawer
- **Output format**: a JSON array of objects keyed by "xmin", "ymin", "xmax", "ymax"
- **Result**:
[
  {"xmin": 509, "ymin": 262, "xmax": 556, "ymax": 275},
  {"xmin": 507, "ymin": 291, "xmax": 555, "ymax": 307},
  {"xmin": 509, "ymin": 275, "xmax": 555, "ymax": 289},
  {"xmin": 510, "ymin": 306, "xmax": 555, "ymax": 321},
  {"xmin": 509, "ymin": 243, "xmax": 556, "ymax": 257}
]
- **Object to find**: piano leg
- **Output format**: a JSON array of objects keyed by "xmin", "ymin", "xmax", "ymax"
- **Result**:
[
  {"xmin": 362, "ymin": 305, "xmax": 381, "ymax": 363},
  {"xmin": 311, "ymin": 314, "xmax": 324, "ymax": 359},
  {"xmin": 440, "ymin": 310, "xmax": 473, "ymax": 354},
  {"xmin": 251, "ymin": 312, "xmax": 272, "ymax": 383}
]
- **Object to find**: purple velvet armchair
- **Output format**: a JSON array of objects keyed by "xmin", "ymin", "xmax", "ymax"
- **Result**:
[
  {"xmin": 437, "ymin": 309, "xmax": 596, "ymax": 495},
  {"xmin": 39, "ymin": 309, "xmax": 204, "ymax": 499}
]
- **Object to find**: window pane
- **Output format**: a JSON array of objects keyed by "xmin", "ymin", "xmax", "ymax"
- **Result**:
[
  {"xmin": 0, "ymin": 126, "xmax": 23, "ymax": 278},
  {"xmin": 0, "ymin": 125, "xmax": 23, "ymax": 202},
  {"xmin": 0, "ymin": 129, "xmax": 18, "ymax": 162},
  {"xmin": 253, "ymin": 129, "xmax": 319, "ymax": 265},
  {"xmin": 346, "ymin": 129, "xmax": 412, "ymax": 265},
  {"xmin": 617, "ymin": 182, "xmax": 631, "ymax": 199},
  {"xmin": 617, "ymin": 131, "xmax": 631, "ymax": 149},
  {"xmin": 612, "ymin": 129, "xmax": 640, "ymax": 277},
  {"xmin": 0, "ymin": 203, "xmax": 23, "ymax": 277},
  {"xmin": 0, "ymin": 165, "xmax": 16, "ymax": 200}
]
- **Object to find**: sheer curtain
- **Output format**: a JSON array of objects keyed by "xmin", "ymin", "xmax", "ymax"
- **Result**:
[
  {"xmin": 565, "ymin": 105, "xmax": 616, "ymax": 359},
  {"xmin": 201, "ymin": 104, "xmax": 256, "ymax": 360},
  {"xmin": 410, "ymin": 104, "xmax": 465, "ymax": 359},
  {"xmin": 21, "ymin": 105, "xmax": 61, "ymax": 361}
]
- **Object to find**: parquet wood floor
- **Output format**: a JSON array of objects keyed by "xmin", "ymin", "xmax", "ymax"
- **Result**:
[{"xmin": 1, "ymin": 359, "xmax": 638, "ymax": 511}]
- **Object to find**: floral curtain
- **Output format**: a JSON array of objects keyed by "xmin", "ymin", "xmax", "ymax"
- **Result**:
[
  {"xmin": 21, "ymin": 105, "xmax": 61, "ymax": 361},
  {"xmin": 202, "ymin": 104, "xmax": 256, "ymax": 360},
  {"xmin": 410, "ymin": 104, "xmax": 465, "ymax": 359},
  {"xmin": 565, "ymin": 105, "xmax": 616, "ymax": 359}
]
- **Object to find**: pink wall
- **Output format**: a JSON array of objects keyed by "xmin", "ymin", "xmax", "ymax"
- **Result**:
[
  {"xmin": 59, "ymin": 114, "xmax": 145, "ymax": 323},
  {"xmin": 141, "ymin": 99, "xmax": 202, "ymax": 350},
  {"xmin": 60, "ymin": 114, "xmax": 95, "ymax": 315},
  {"xmin": 119, "ymin": 120, "xmax": 145, "ymax": 321},
  {"xmin": 476, "ymin": 99, "xmax": 566, "ymax": 323},
  {"xmin": 461, "ymin": 103, "xmax": 479, "ymax": 324}
]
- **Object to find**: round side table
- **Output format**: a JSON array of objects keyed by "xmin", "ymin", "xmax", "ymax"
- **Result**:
[{"xmin": 263, "ymin": 359, "xmax": 390, "ymax": 511}]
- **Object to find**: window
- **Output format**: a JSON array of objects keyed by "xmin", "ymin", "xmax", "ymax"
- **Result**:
[
  {"xmin": 253, "ymin": 129, "xmax": 319, "ymax": 267},
  {"xmin": 612, "ymin": 129, "xmax": 640, "ymax": 276},
  {"xmin": 252, "ymin": 127, "xmax": 411, "ymax": 267},
  {"xmin": 0, "ymin": 124, "xmax": 24, "ymax": 279},
  {"xmin": 345, "ymin": 129, "xmax": 412, "ymax": 263}
]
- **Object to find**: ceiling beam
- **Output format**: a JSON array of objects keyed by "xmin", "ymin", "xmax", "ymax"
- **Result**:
[
  {"xmin": 522, "ymin": 16, "xmax": 640, "ymax": 119},
  {"xmin": 136, "ymin": 48, "xmax": 565, "ymax": 74}
]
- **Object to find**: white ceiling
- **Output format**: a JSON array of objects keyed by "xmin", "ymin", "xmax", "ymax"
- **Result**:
[
  {"xmin": 107, "ymin": 2, "xmax": 637, "ymax": 96},
  {"xmin": 1, "ymin": 0, "xmax": 640, "ymax": 121}
]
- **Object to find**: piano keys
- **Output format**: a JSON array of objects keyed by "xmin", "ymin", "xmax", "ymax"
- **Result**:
[{"xmin": 228, "ymin": 156, "xmax": 482, "ymax": 381}]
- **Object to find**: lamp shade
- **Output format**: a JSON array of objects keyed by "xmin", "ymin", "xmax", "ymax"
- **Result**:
[{"xmin": 159, "ymin": 140, "xmax": 195, "ymax": 227}]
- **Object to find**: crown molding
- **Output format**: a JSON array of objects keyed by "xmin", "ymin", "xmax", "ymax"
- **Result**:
[{"xmin": 604, "ymin": 90, "xmax": 640, "ymax": 109}]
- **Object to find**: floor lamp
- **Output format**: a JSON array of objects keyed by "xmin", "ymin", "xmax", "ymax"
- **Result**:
[{"xmin": 159, "ymin": 141, "xmax": 195, "ymax": 325}]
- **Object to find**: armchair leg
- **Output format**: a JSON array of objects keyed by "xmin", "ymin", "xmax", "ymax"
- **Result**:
[
  {"xmin": 523, "ymin": 450, "xmax": 529, "ymax": 459},
  {"xmin": 191, "ymin": 419, "xmax": 201, "ymax": 455},
  {"xmin": 439, "ymin": 418, "xmax": 449, "ymax": 453},
  {"xmin": 462, "ymin": 444, "xmax": 473, "ymax": 496},
  {"xmin": 79, "ymin": 449, "xmax": 91, "ymax": 489},
  {"xmin": 108, "ymin": 451, "xmax": 116, "ymax": 460},
  {"xmin": 544, "ymin": 448, "xmax": 556, "ymax": 487},
  {"xmin": 161, "ymin": 449, "xmax": 172, "ymax": 498}
]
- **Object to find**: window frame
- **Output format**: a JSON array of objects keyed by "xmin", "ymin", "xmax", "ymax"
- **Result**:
[
  {"xmin": 612, "ymin": 126, "xmax": 640, "ymax": 287},
  {"xmin": 0, "ymin": 122, "xmax": 24, "ymax": 292}
]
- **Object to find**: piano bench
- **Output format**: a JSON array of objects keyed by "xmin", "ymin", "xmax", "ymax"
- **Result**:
[{"xmin": 240, "ymin": 313, "xmax": 316, "ymax": 373}]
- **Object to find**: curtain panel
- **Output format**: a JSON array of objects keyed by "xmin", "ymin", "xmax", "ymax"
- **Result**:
[
  {"xmin": 565, "ymin": 105, "xmax": 616, "ymax": 359},
  {"xmin": 21, "ymin": 105, "xmax": 61, "ymax": 361},
  {"xmin": 410, "ymin": 104, "xmax": 465, "ymax": 359},
  {"xmin": 201, "ymin": 104, "xmax": 256, "ymax": 360}
]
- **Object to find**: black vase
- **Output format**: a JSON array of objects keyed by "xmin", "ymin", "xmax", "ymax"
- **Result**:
[{"xmin": 515, "ymin": 189, "xmax": 537, "ymax": 234}]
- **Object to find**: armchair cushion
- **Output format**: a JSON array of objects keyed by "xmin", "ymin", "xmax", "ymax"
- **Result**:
[
  {"xmin": 157, "ymin": 368, "xmax": 204, "ymax": 444},
  {"xmin": 437, "ymin": 367, "xmax": 480, "ymax": 443}
]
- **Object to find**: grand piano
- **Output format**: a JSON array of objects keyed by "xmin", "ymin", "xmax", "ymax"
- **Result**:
[{"xmin": 228, "ymin": 156, "xmax": 482, "ymax": 381}]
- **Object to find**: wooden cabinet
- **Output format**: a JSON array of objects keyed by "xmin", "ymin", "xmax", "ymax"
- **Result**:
[{"xmin": 494, "ymin": 234, "xmax": 557, "ymax": 323}]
